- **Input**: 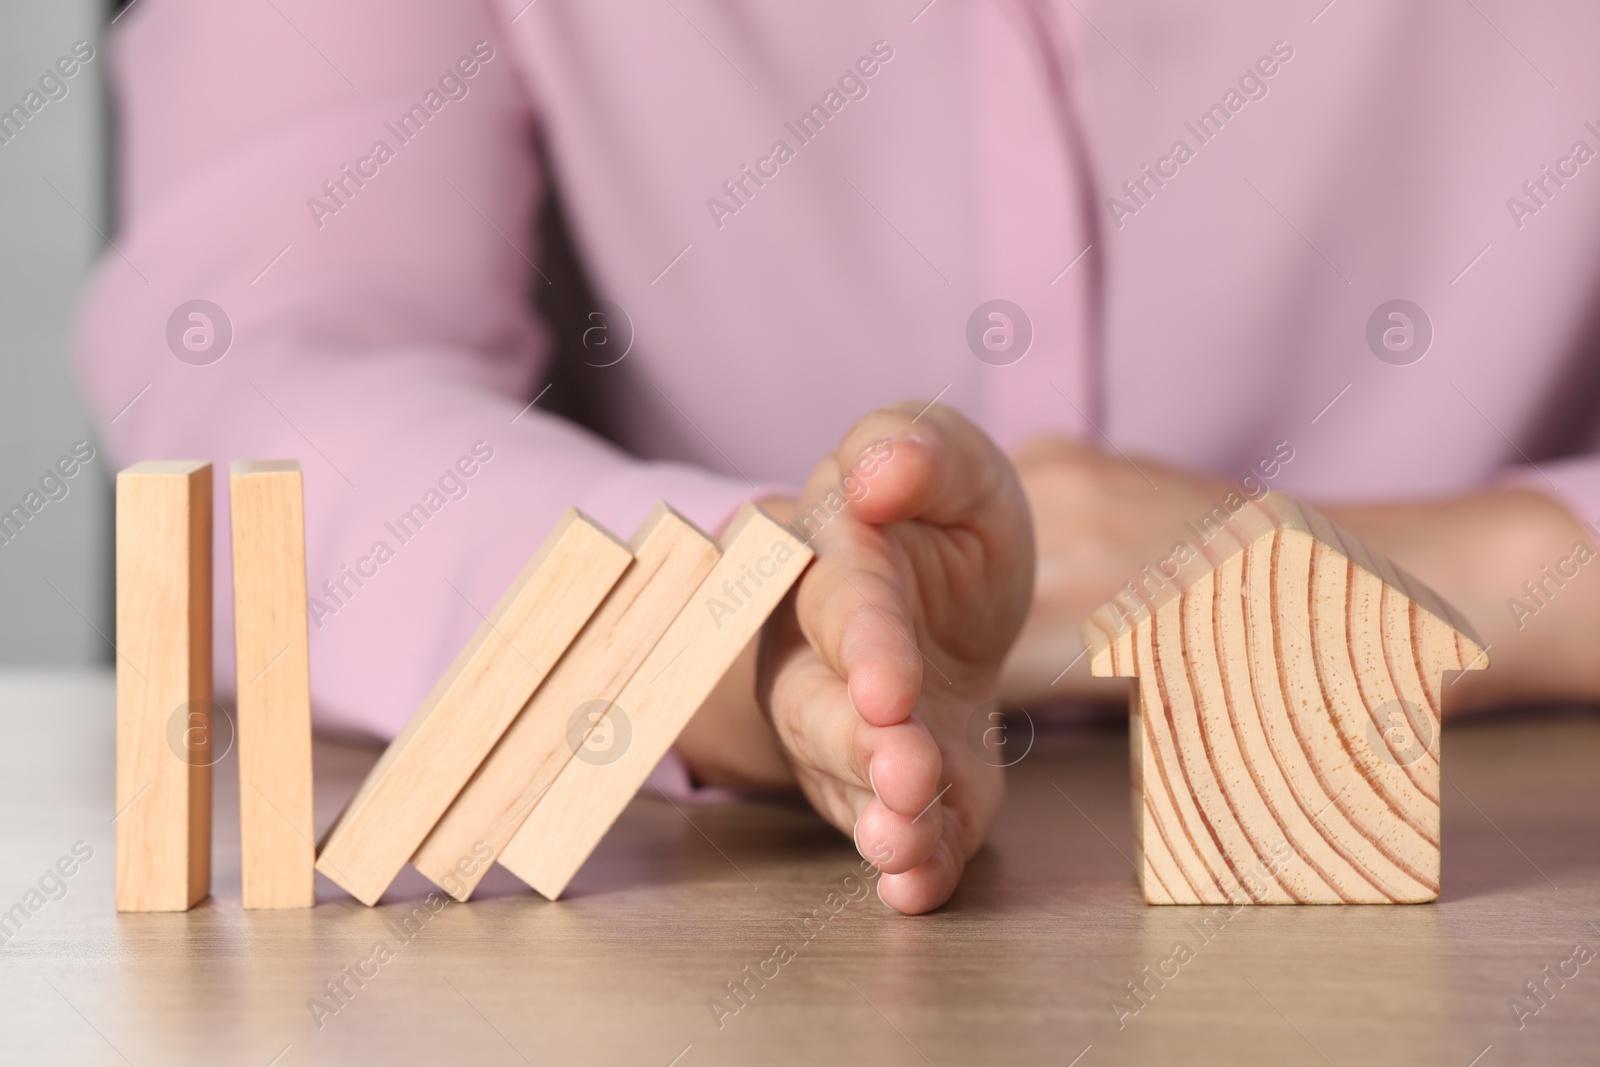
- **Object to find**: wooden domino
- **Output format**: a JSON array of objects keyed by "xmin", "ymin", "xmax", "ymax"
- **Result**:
[
  {"xmin": 115, "ymin": 461, "xmax": 213, "ymax": 912},
  {"xmin": 314, "ymin": 509, "xmax": 631, "ymax": 905},
  {"xmin": 499, "ymin": 503, "xmax": 812, "ymax": 899},
  {"xmin": 230, "ymin": 461, "xmax": 315, "ymax": 909},
  {"xmin": 413, "ymin": 503, "xmax": 720, "ymax": 900},
  {"xmin": 1082, "ymin": 492, "xmax": 1488, "ymax": 905}
]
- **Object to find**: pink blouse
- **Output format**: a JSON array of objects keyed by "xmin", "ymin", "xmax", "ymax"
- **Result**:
[{"xmin": 78, "ymin": 0, "xmax": 1600, "ymax": 741}]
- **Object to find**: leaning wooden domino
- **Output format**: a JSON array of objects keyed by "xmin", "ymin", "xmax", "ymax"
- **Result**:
[
  {"xmin": 412, "ymin": 503, "xmax": 720, "ymax": 901},
  {"xmin": 499, "ymin": 503, "xmax": 812, "ymax": 899},
  {"xmin": 1082, "ymin": 492, "xmax": 1487, "ymax": 905},
  {"xmin": 230, "ymin": 461, "xmax": 315, "ymax": 909},
  {"xmin": 115, "ymin": 461, "xmax": 213, "ymax": 912},
  {"xmin": 315, "ymin": 509, "xmax": 632, "ymax": 905}
]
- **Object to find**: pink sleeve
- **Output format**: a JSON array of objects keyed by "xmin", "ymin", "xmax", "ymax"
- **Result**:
[{"xmin": 73, "ymin": 0, "xmax": 763, "ymax": 744}]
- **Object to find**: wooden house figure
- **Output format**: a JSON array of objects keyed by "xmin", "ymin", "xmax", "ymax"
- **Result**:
[{"xmin": 1082, "ymin": 493, "xmax": 1488, "ymax": 905}]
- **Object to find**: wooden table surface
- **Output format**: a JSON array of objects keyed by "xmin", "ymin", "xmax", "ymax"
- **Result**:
[{"xmin": 2, "ymin": 671, "xmax": 1597, "ymax": 1066}]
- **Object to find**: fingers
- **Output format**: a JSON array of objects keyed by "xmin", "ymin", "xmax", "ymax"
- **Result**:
[
  {"xmin": 791, "ymin": 537, "xmax": 923, "ymax": 726},
  {"xmin": 791, "ymin": 402, "xmax": 1034, "ymax": 692},
  {"xmin": 792, "ymin": 773, "xmax": 943, "ymax": 879},
  {"xmin": 787, "ymin": 402, "xmax": 1025, "ymax": 725},
  {"xmin": 811, "ymin": 403, "xmax": 1025, "ymax": 531},
  {"xmin": 762, "ymin": 619, "xmax": 941, "ymax": 814},
  {"xmin": 758, "ymin": 400, "xmax": 1028, "ymax": 915},
  {"xmin": 876, "ymin": 805, "xmax": 968, "ymax": 915},
  {"xmin": 854, "ymin": 795, "xmax": 943, "ymax": 875},
  {"xmin": 762, "ymin": 635, "xmax": 995, "ymax": 912},
  {"xmin": 762, "ymin": 618, "xmax": 949, "ymax": 877}
]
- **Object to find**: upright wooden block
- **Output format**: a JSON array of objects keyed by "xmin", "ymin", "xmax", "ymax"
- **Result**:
[
  {"xmin": 1082, "ymin": 492, "xmax": 1488, "ymax": 905},
  {"xmin": 413, "ymin": 503, "xmax": 720, "ymax": 900},
  {"xmin": 500, "ymin": 504, "xmax": 812, "ymax": 899},
  {"xmin": 230, "ymin": 461, "xmax": 315, "ymax": 909},
  {"xmin": 315, "ymin": 510, "xmax": 632, "ymax": 905},
  {"xmin": 115, "ymin": 461, "xmax": 212, "ymax": 912}
]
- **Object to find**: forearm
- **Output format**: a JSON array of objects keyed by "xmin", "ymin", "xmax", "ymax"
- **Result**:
[
  {"xmin": 1323, "ymin": 487, "xmax": 1600, "ymax": 711},
  {"xmin": 1000, "ymin": 434, "xmax": 1600, "ymax": 713}
]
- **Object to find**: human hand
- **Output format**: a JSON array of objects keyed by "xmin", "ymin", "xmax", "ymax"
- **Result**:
[
  {"xmin": 1001, "ymin": 434, "xmax": 1597, "ymax": 715},
  {"xmin": 757, "ymin": 402, "xmax": 1034, "ymax": 914},
  {"xmin": 1001, "ymin": 436, "xmax": 1253, "ymax": 704},
  {"xmin": 1322, "ymin": 487, "xmax": 1599, "ymax": 711}
]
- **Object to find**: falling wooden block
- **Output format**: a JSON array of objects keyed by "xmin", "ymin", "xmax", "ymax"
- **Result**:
[
  {"xmin": 412, "ymin": 503, "xmax": 720, "ymax": 901},
  {"xmin": 315, "ymin": 509, "xmax": 632, "ymax": 905},
  {"xmin": 230, "ymin": 461, "xmax": 315, "ymax": 909},
  {"xmin": 115, "ymin": 461, "xmax": 213, "ymax": 912},
  {"xmin": 500, "ymin": 503, "xmax": 813, "ymax": 899},
  {"xmin": 1082, "ymin": 492, "xmax": 1488, "ymax": 905}
]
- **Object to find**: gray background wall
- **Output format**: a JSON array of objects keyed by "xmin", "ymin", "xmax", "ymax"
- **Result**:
[{"xmin": 0, "ymin": 2, "xmax": 112, "ymax": 667}]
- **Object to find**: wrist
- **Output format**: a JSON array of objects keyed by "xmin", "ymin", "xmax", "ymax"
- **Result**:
[{"xmin": 673, "ymin": 617, "xmax": 799, "ymax": 792}]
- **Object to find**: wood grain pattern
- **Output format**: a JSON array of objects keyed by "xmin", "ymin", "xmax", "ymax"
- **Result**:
[
  {"xmin": 229, "ymin": 460, "xmax": 315, "ymax": 909},
  {"xmin": 24, "ymin": 670, "xmax": 1600, "ymax": 1064},
  {"xmin": 1084, "ymin": 493, "xmax": 1488, "ymax": 905},
  {"xmin": 412, "ymin": 503, "xmax": 720, "ymax": 901},
  {"xmin": 315, "ymin": 509, "xmax": 632, "ymax": 905},
  {"xmin": 115, "ymin": 461, "xmax": 212, "ymax": 912},
  {"xmin": 500, "ymin": 504, "xmax": 813, "ymax": 899}
]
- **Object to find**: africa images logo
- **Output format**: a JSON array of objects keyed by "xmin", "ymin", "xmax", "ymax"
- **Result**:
[
  {"xmin": 1366, "ymin": 299, "xmax": 1432, "ymax": 366},
  {"xmin": 166, "ymin": 300, "xmax": 233, "ymax": 366}
]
